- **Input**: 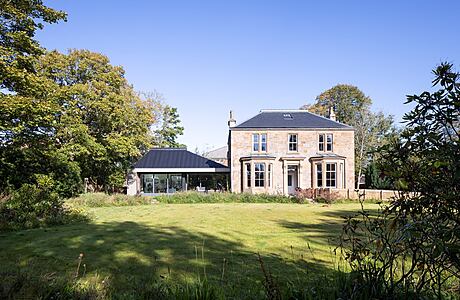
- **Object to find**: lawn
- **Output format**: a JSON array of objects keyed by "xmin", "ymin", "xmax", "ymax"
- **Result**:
[{"xmin": 0, "ymin": 202, "xmax": 378, "ymax": 298}]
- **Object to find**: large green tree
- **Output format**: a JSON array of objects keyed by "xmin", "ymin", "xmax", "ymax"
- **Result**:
[
  {"xmin": 0, "ymin": 0, "xmax": 66, "ymax": 93},
  {"xmin": 39, "ymin": 50, "xmax": 158, "ymax": 190},
  {"xmin": 0, "ymin": 0, "xmax": 70, "ymax": 194},
  {"xmin": 1, "ymin": 49, "xmax": 159, "ymax": 195},
  {"xmin": 301, "ymin": 84, "xmax": 372, "ymax": 124},
  {"xmin": 302, "ymin": 84, "xmax": 395, "ymax": 188}
]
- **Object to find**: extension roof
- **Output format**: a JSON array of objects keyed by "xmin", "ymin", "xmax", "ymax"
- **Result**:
[
  {"xmin": 134, "ymin": 148, "xmax": 229, "ymax": 171},
  {"xmin": 233, "ymin": 110, "xmax": 352, "ymax": 129}
]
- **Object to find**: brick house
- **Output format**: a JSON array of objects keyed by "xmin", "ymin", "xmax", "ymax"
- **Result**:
[{"xmin": 227, "ymin": 109, "xmax": 354, "ymax": 195}]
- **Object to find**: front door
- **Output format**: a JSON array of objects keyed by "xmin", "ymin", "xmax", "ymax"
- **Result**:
[{"xmin": 287, "ymin": 166, "xmax": 298, "ymax": 195}]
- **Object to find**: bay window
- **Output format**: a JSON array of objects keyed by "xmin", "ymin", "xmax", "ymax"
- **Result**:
[
  {"xmin": 255, "ymin": 163, "xmax": 265, "ymax": 187},
  {"xmin": 316, "ymin": 163, "xmax": 323, "ymax": 188},
  {"xmin": 326, "ymin": 163, "xmax": 336, "ymax": 187}
]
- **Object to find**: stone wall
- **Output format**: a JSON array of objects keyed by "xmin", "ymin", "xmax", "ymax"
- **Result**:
[{"xmin": 306, "ymin": 188, "xmax": 409, "ymax": 201}]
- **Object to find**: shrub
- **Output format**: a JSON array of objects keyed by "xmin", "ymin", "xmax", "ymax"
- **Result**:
[
  {"xmin": 0, "ymin": 184, "xmax": 88, "ymax": 231},
  {"xmin": 154, "ymin": 191, "xmax": 299, "ymax": 204},
  {"xmin": 67, "ymin": 193, "xmax": 154, "ymax": 207},
  {"xmin": 337, "ymin": 63, "xmax": 460, "ymax": 298}
]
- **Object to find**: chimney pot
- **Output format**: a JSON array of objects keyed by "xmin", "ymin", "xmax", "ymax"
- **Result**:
[
  {"xmin": 228, "ymin": 110, "xmax": 236, "ymax": 127},
  {"xmin": 328, "ymin": 107, "xmax": 336, "ymax": 121}
]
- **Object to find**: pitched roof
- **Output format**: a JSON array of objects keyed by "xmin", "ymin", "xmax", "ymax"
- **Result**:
[
  {"xmin": 204, "ymin": 146, "xmax": 228, "ymax": 159},
  {"xmin": 234, "ymin": 110, "xmax": 352, "ymax": 129},
  {"xmin": 134, "ymin": 148, "xmax": 228, "ymax": 169}
]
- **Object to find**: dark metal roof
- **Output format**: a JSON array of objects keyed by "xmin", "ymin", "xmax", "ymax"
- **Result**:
[
  {"xmin": 134, "ymin": 148, "xmax": 228, "ymax": 169},
  {"xmin": 234, "ymin": 110, "xmax": 352, "ymax": 129}
]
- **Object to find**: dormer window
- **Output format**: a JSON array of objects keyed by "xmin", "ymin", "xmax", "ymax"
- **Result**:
[
  {"xmin": 252, "ymin": 133, "xmax": 267, "ymax": 152},
  {"xmin": 283, "ymin": 113, "xmax": 293, "ymax": 119}
]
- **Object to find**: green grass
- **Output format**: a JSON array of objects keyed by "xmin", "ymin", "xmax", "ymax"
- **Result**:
[{"xmin": 0, "ymin": 202, "xmax": 379, "ymax": 298}]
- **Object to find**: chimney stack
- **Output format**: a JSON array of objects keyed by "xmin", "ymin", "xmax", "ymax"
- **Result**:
[
  {"xmin": 228, "ymin": 110, "xmax": 236, "ymax": 127},
  {"xmin": 328, "ymin": 107, "xmax": 336, "ymax": 121}
]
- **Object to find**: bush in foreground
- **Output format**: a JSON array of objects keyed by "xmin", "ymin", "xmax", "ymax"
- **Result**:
[
  {"xmin": 0, "ymin": 184, "xmax": 88, "ymax": 231},
  {"xmin": 66, "ymin": 192, "xmax": 301, "ymax": 207},
  {"xmin": 154, "ymin": 192, "xmax": 298, "ymax": 204},
  {"xmin": 67, "ymin": 193, "xmax": 154, "ymax": 207}
]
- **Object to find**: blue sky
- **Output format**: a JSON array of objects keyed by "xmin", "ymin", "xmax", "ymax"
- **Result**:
[{"xmin": 38, "ymin": 1, "xmax": 460, "ymax": 151}]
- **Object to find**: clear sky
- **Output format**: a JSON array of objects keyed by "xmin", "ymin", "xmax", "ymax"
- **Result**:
[{"xmin": 38, "ymin": 0, "xmax": 460, "ymax": 151}]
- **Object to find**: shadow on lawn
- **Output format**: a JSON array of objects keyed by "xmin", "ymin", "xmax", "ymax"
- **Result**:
[
  {"xmin": 277, "ymin": 206, "xmax": 381, "ymax": 249},
  {"xmin": 1, "ymin": 219, "xmax": 343, "ymax": 298}
]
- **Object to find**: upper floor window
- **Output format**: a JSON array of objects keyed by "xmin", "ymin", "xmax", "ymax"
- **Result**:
[
  {"xmin": 261, "ymin": 133, "xmax": 267, "ymax": 151},
  {"xmin": 255, "ymin": 163, "xmax": 265, "ymax": 187},
  {"xmin": 319, "ymin": 134, "xmax": 333, "ymax": 152},
  {"xmin": 326, "ymin": 134, "xmax": 333, "ymax": 151},
  {"xmin": 252, "ymin": 133, "xmax": 267, "ymax": 152},
  {"xmin": 253, "ymin": 134, "xmax": 259, "ymax": 151},
  {"xmin": 288, "ymin": 134, "xmax": 298, "ymax": 152}
]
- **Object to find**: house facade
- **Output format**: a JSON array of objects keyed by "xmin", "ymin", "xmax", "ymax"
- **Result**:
[{"xmin": 227, "ymin": 109, "xmax": 354, "ymax": 195}]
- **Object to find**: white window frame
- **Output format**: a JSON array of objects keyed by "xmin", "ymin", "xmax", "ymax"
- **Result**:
[
  {"xmin": 252, "ymin": 133, "xmax": 267, "ymax": 152},
  {"xmin": 288, "ymin": 134, "xmax": 298, "ymax": 152},
  {"xmin": 326, "ymin": 134, "xmax": 333, "ymax": 152},
  {"xmin": 246, "ymin": 163, "xmax": 251, "ymax": 188},
  {"xmin": 318, "ymin": 134, "xmax": 325, "ymax": 152},
  {"xmin": 325, "ymin": 162, "xmax": 337, "ymax": 188},
  {"xmin": 254, "ymin": 163, "xmax": 265, "ymax": 187},
  {"xmin": 268, "ymin": 163, "xmax": 272, "ymax": 187},
  {"xmin": 252, "ymin": 134, "xmax": 259, "ymax": 152},
  {"xmin": 319, "ymin": 133, "xmax": 333, "ymax": 152},
  {"xmin": 316, "ymin": 163, "xmax": 323, "ymax": 188}
]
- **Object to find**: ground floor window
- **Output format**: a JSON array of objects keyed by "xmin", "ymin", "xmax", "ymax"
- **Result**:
[
  {"xmin": 141, "ymin": 173, "xmax": 228, "ymax": 193},
  {"xmin": 246, "ymin": 163, "xmax": 251, "ymax": 187},
  {"xmin": 326, "ymin": 163, "xmax": 336, "ymax": 187},
  {"xmin": 255, "ymin": 163, "xmax": 265, "ymax": 187},
  {"xmin": 316, "ymin": 163, "xmax": 323, "ymax": 187},
  {"xmin": 143, "ymin": 174, "xmax": 154, "ymax": 193},
  {"xmin": 268, "ymin": 164, "xmax": 272, "ymax": 187},
  {"xmin": 187, "ymin": 173, "xmax": 228, "ymax": 191}
]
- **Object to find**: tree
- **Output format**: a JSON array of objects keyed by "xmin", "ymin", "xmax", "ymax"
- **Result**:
[
  {"xmin": 301, "ymin": 84, "xmax": 372, "ymax": 124},
  {"xmin": 153, "ymin": 105, "xmax": 184, "ymax": 148},
  {"xmin": 0, "ymin": 1, "xmax": 69, "ymax": 194},
  {"xmin": 0, "ymin": 49, "xmax": 160, "ymax": 195},
  {"xmin": 0, "ymin": 0, "xmax": 66, "ymax": 93},
  {"xmin": 301, "ymin": 84, "xmax": 395, "ymax": 188}
]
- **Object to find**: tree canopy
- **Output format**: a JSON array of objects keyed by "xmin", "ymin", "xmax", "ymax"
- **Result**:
[
  {"xmin": 153, "ymin": 105, "xmax": 185, "ymax": 148},
  {"xmin": 0, "ymin": 49, "xmax": 162, "ymax": 195},
  {"xmin": 0, "ymin": 0, "xmax": 66, "ymax": 93},
  {"xmin": 0, "ymin": 2, "xmax": 185, "ymax": 197},
  {"xmin": 301, "ymin": 84, "xmax": 372, "ymax": 124},
  {"xmin": 301, "ymin": 84, "xmax": 396, "ymax": 187}
]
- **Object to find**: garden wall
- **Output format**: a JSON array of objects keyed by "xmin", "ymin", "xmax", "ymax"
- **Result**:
[{"xmin": 302, "ymin": 188, "xmax": 410, "ymax": 201}]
